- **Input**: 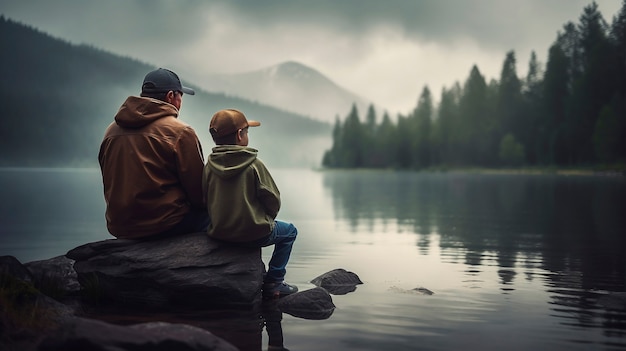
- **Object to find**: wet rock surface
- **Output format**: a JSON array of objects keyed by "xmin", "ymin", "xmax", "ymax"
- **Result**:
[{"xmin": 66, "ymin": 232, "xmax": 264, "ymax": 309}]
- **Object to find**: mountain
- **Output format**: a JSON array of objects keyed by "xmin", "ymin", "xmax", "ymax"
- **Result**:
[
  {"xmin": 203, "ymin": 61, "xmax": 373, "ymax": 123},
  {"xmin": 0, "ymin": 16, "xmax": 331, "ymax": 168}
]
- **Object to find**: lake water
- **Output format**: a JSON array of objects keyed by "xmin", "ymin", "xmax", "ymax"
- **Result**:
[{"xmin": 1, "ymin": 168, "xmax": 625, "ymax": 350}]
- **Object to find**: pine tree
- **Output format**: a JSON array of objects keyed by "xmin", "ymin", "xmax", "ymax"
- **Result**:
[
  {"xmin": 322, "ymin": 116, "xmax": 342, "ymax": 167},
  {"xmin": 592, "ymin": 102, "xmax": 621, "ymax": 163},
  {"xmin": 523, "ymin": 51, "xmax": 544, "ymax": 164},
  {"xmin": 377, "ymin": 111, "xmax": 397, "ymax": 168},
  {"xmin": 573, "ymin": 2, "xmax": 614, "ymax": 163},
  {"xmin": 396, "ymin": 114, "xmax": 413, "ymax": 169},
  {"xmin": 609, "ymin": 0, "xmax": 626, "ymax": 162},
  {"xmin": 496, "ymin": 51, "xmax": 525, "ymax": 165},
  {"xmin": 340, "ymin": 104, "xmax": 364, "ymax": 167},
  {"xmin": 542, "ymin": 42, "xmax": 570, "ymax": 165},
  {"xmin": 458, "ymin": 65, "xmax": 491, "ymax": 165},
  {"xmin": 412, "ymin": 86, "xmax": 433, "ymax": 169},
  {"xmin": 363, "ymin": 104, "xmax": 379, "ymax": 167}
]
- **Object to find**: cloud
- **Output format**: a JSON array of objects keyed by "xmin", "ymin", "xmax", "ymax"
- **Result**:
[
  {"xmin": 0, "ymin": 0, "xmax": 621, "ymax": 114},
  {"xmin": 210, "ymin": 0, "xmax": 619, "ymax": 53}
]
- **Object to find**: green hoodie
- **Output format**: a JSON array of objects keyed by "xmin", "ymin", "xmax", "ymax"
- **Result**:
[{"xmin": 202, "ymin": 145, "xmax": 281, "ymax": 242}]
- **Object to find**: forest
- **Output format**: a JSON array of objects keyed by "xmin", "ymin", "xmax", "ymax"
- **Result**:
[
  {"xmin": 0, "ymin": 16, "xmax": 330, "ymax": 167},
  {"xmin": 323, "ymin": 2, "xmax": 626, "ymax": 170}
]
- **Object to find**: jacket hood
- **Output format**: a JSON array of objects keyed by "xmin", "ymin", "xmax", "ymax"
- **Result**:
[
  {"xmin": 114, "ymin": 96, "xmax": 178, "ymax": 128},
  {"xmin": 207, "ymin": 145, "xmax": 258, "ymax": 179}
]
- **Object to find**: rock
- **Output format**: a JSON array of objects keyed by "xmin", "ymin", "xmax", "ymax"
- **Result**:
[
  {"xmin": 1, "ymin": 255, "xmax": 238, "ymax": 351},
  {"xmin": 38, "ymin": 317, "xmax": 239, "ymax": 351},
  {"xmin": 0, "ymin": 256, "xmax": 76, "ymax": 316},
  {"xmin": 310, "ymin": 268, "xmax": 363, "ymax": 295},
  {"xmin": 0, "ymin": 256, "xmax": 77, "ymax": 351},
  {"xmin": 277, "ymin": 287, "xmax": 336, "ymax": 320},
  {"xmin": 411, "ymin": 287, "xmax": 434, "ymax": 295},
  {"xmin": 388, "ymin": 286, "xmax": 434, "ymax": 295},
  {"xmin": 0, "ymin": 255, "xmax": 33, "ymax": 283},
  {"xmin": 25, "ymin": 255, "xmax": 81, "ymax": 296},
  {"xmin": 2, "ymin": 250, "xmax": 362, "ymax": 351},
  {"xmin": 66, "ymin": 232, "xmax": 264, "ymax": 309}
]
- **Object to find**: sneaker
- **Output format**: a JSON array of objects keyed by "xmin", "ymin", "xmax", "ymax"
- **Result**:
[{"xmin": 263, "ymin": 281, "xmax": 298, "ymax": 298}]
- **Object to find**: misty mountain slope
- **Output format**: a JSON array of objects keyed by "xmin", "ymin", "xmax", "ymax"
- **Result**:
[
  {"xmin": 204, "ymin": 61, "xmax": 373, "ymax": 122},
  {"xmin": 0, "ymin": 16, "xmax": 330, "ymax": 168},
  {"xmin": 181, "ymin": 91, "xmax": 332, "ymax": 168}
]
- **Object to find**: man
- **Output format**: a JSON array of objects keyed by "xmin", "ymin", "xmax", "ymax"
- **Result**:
[
  {"xmin": 203, "ymin": 109, "xmax": 298, "ymax": 298},
  {"xmin": 99, "ymin": 68, "xmax": 210, "ymax": 239}
]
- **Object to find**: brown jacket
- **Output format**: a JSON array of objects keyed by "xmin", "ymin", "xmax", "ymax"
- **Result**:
[{"xmin": 98, "ymin": 96, "xmax": 205, "ymax": 239}]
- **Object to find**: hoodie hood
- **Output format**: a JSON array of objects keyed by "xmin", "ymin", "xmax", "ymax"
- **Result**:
[
  {"xmin": 115, "ymin": 96, "xmax": 179, "ymax": 128},
  {"xmin": 207, "ymin": 145, "xmax": 258, "ymax": 179}
]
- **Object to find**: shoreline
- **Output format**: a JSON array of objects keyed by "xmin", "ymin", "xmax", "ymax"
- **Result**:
[
  {"xmin": 314, "ymin": 165, "xmax": 626, "ymax": 177},
  {"xmin": 1, "ymin": 165, "xmax": 625, "ymax": 177}
]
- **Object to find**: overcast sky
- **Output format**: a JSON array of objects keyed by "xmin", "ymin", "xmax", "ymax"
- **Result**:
[{"xmin": 0, "ymin": 0, "xmax": 621, "ymax": 115}]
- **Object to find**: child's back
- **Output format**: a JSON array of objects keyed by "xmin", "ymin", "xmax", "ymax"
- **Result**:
[{"xmin": 203, "ymin": 109, "xmax": 299, "ymax": 299}]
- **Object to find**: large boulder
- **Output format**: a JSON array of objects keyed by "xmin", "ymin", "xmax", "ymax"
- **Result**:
[
  {"xmin": 66, "ymin": 232, "xmax": 264, "ymax": 309},
  {"xmin": 38, "ymin": 318, "xmax": 238, "ymax": 351}
]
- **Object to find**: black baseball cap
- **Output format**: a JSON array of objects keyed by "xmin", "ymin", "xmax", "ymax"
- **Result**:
[{"xmin": 141, "ymin": 68, "xmax": 195, "ymax": 95}]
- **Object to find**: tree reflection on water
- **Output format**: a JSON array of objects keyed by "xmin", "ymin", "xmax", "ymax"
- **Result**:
[{"xmin": 322, "ymin": 170, "xmax": 626, "ymax": 338}]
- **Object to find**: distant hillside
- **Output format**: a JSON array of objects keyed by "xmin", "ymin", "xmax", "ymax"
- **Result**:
[
  {"xmin": 0, "ymin": 16, "xmax": 331, "ymax": 168},
  {"xmin": 203, "ymin": 61, "xmax": 373, "ymax": 122}
]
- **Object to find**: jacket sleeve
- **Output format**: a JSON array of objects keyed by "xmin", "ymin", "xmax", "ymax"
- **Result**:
[
  {"xmin": 253, "ymin": 160, "xmax": 281, "ymax": 219},
  {"xmin": 175, "ymin": 126, "xmax": 206, "ymax": 210}
]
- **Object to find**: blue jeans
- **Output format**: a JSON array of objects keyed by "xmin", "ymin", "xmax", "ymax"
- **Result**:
[{"xmin": 252, "ymin": 220, "xmax": 298, "ymax": 283}]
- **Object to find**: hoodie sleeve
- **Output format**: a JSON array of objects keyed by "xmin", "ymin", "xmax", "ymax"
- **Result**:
[
  {"xmin": 253, "ymin": 160, "xmax": 281, "ymax": 219},
  {"xmin": 174, "ymin": 126, "xmax": 206, "ymax": 210}
]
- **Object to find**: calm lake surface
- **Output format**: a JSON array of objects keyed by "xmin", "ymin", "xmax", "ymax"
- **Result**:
[{"xmin": 1, "ymin": 167, "xmax": 625, "ymax": 351}]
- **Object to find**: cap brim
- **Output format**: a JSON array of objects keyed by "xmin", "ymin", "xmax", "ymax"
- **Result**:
[
  {"xmin": 248, "ymin": 120, "xmax": 261, "ymax": 127},
  {"xmin": 182, "ymin": 86, "xmax": 195, "ymax": 95}
]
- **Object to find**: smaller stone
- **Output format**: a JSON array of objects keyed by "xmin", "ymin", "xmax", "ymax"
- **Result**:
[
  {"xmin": 25, "ymin": 255, "xmax": 81, "ymax": 296},
  {"xmin": 412, "ymin": 287, "xmax": 434, "ymax": 295},
  {"xmin": 278, "ymin": 287, "xmax": 336, "ymax": 320},
  {"xmin": 0, "ymin": 255, "xmax": 33, "ymax": 283},
  {"xmin": 310, "ymin": 268, "xmax": 363, "ymax": 295}
]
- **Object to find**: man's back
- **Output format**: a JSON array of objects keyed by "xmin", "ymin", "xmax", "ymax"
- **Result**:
[{"xmin": 99, "ymin": 70, "xmax": 206, "ymax": 239}]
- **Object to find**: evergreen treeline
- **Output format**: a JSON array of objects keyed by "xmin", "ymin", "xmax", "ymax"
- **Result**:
[
  {"xmin": 323, "ymin": 2, "xmax": 626, "ymax": 170},
  {"xmin": 0, "ymin": 16, "xmax": 157, "ymax": 166}
]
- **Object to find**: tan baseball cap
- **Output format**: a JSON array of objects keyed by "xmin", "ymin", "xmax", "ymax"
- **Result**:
[{"xmin": 209, "ymin": 109, "xmax": 261, "ymax": 138}]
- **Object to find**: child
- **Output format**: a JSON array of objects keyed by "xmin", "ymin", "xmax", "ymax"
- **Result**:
[{"xmin": 203, "ymin": 109, "xmax": 298, "ymax": 298}]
